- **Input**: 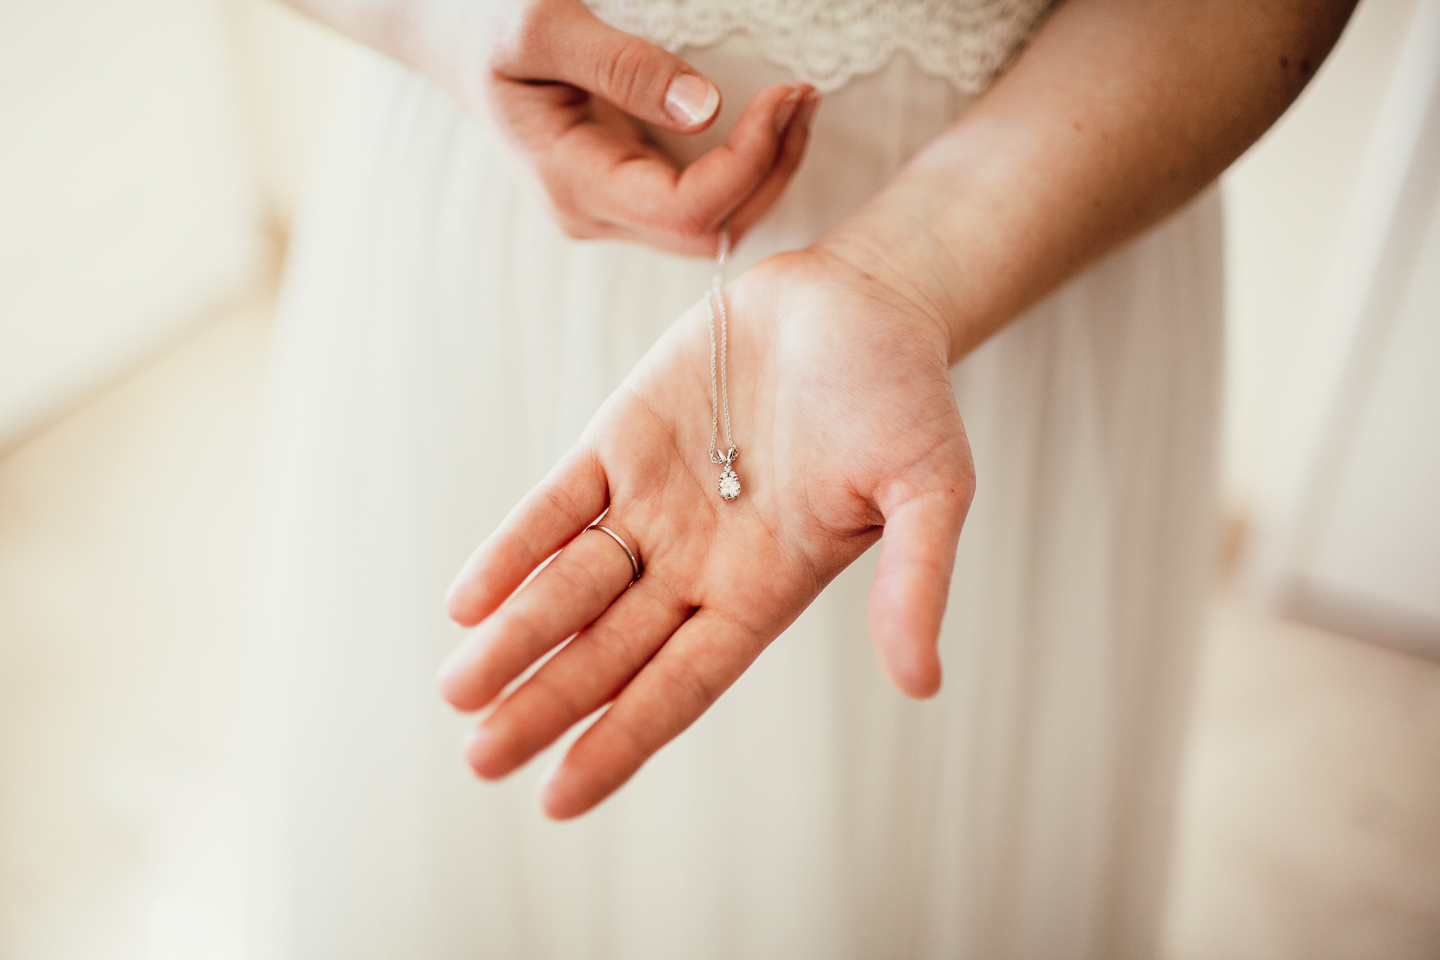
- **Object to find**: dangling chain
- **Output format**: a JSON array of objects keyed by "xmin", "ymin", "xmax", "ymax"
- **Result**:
[{"xmin": 706, "ymin": 226, "xmax": 741, "ymax": 501}]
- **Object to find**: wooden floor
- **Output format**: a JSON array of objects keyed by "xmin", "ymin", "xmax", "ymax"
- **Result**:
[{"xmin": 1, "ymin": 302, "xmax": 1437, "ymax": 959}]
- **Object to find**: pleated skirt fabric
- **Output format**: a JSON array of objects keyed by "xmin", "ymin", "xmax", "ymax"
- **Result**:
[{"xmin": 247, "ymin": 38, "xmax": 1223, "ymax": 960}]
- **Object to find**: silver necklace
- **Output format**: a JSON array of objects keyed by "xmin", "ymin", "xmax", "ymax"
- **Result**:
[{"xmin": 706, "ymin": 227, "xmax": 740, "ymax": 501}]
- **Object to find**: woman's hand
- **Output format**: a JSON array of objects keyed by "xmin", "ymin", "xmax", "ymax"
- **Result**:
[
  {"xmin": 443, "ymin": 0, "xmax": 818, "ymax": 254},
  {"xmin": 440, "ymin": 249, "xmax": 975, "ymax": 819}
]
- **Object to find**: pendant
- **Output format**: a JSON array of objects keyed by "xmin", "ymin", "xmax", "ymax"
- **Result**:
[{"xmin": 718, "ymin": 467, "xmax": 741, "ymax": 501}]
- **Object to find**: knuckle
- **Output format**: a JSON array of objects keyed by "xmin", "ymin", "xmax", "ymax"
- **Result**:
[
  {"xmin": 551, "ymin": 556, "xmax": 610, "ymax": 609},
  {"xmin": 659, "ymin": 663, "xmax": 716, "ymax": 714},
  {"xmin": 495, "ymin": 606, "xmax": 545, "ymax": 652},
  {"xmin": 589, "ymin": 631, "xmax": 639, "ymax": 682},
  {"xmin": 605, "ymin": 713, "xmax": 654, "ymax": 768},
  {"xmin": 496, "ymin": 586, "xmax": 561, "ymax": 645},
  {"xmin": 534, "ymin": 479, "xmax": 572, "ymax": 516},
  {"xmin": 594, "ymin": 37, "xmax": 658, "ymax": 106},
  {"xmin": 527, "ymin": 669, "xmax": 589, "ymax": 725}
]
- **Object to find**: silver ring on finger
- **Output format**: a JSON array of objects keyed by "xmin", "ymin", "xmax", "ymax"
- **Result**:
[{"xmin": 585, "ymin": 523, "xmax": 641, "ymax": 584}]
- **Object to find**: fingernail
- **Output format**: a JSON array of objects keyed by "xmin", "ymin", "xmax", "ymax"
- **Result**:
[
  {"xmin": 795, "ymin": 92, "xmax": 819, "ymax": 132},
  {"xmin": 772, "ymin": 87, "xmax": 803, "ymax": 135},
  {"xmin": 665, "ymin": 73, "xmax": 720, "ymax": 127}
]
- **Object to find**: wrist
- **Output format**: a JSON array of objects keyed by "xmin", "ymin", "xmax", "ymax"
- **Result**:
[
  {"xmin": 811, "ymin": 124, "xmax": 1046, "ymax": 366},
  {"xmin": 785, "ymin": 241, "xmax": 956, "ymax": 370},
  {"xmin": 810, "ymin": 210, "xmax": 966, "ymax": 366}
]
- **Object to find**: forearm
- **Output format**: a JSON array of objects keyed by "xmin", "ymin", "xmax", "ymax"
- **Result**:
[{"xmin": 817, "ymin": 0, "xmax": 1356, "ymax": 365}]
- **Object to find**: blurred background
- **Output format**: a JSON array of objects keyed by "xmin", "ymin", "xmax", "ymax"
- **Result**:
[{"xmin": 0, "ymin": 0, "xmax": 1437, "ymax": 957}]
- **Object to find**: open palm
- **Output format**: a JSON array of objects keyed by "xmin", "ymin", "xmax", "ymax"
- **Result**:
[{"xmin": 440, "ymin": 249, "xmax": 975, "ymax": 819}]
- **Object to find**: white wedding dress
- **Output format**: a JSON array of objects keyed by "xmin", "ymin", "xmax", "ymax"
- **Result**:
[{"xmin": 247, "ymin": 2, "xmax": 1223, "ymax": 957}]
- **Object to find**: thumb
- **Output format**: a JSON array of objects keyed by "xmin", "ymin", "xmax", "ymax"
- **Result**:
[
  {"xmin": 501, "ymin": 0, "xmax": 721, "ymax": 131},
  {"xmin": 867, "ymin": 479, "xmax": 972, "ymax": 699}
]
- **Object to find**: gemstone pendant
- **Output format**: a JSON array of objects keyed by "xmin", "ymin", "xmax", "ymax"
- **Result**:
[{"xmin": 718, "ymin": 467, "xmax": 741, "ymax": 501}]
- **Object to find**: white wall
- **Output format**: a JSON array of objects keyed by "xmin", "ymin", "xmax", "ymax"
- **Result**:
[
  {"xmin": 1303, "ymin": 180, "xmax": 1440, "ymax": 637},
  {"xmin": 0, "ymin": 0, "xmax": 267, "ymax": 452},
  {"xmin": 228, "ymin": 0, "xmax": 354, "ymax": 225},
  {"xmin": 0, "ymin": 0, "xmax": 352, "ymax": 455},
  {"xmin": 1221, "ymin": 0, "xmax": 1422, "ymax": 511},
  {"xmin": 1258, "ymin": 0, "xmax": 1440, "ymax": 653}
]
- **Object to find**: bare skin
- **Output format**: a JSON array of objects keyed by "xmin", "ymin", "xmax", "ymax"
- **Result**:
[{"xmin": 283, "ymin": 0, "xmax": 1358, "ymax": 818}]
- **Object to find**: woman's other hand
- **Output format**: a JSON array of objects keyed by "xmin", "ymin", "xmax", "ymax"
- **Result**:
[
  {"xmin": 440, "ymin": 248, "xmax": 975, "ymax": 818},
  {"xmin": 448, "ymin": 0, "xmax": 817, "ymax": 254}
]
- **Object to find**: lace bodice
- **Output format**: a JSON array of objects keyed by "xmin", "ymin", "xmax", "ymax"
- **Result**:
[{"xmin": 582, "ymin": 0, "xmax": 1060, "ymax": 94}]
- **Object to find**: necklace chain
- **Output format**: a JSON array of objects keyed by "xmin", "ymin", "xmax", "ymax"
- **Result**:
[
  {"xmin": 706, "ymin": 227, "xmax": 736, "ymax": 466},
  {"xmin": 705, "ymin": 227, "xmax": 742, "ymax": 501}
]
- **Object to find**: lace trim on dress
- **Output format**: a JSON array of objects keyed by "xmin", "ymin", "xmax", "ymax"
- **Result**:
[{"xmin": 582, "ymin": 0, "xmax": 1061, "ymax": 94}]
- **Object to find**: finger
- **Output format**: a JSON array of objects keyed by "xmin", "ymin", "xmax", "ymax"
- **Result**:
[
  {"xmin": 439, "ymin": 518, "xmax": 642, "ymax": 712},
  {"xmin": 575, "ymin": 83, "xmax": 809, "ymax": 250},
  {"xmin": 538, "ymin": 610, "xmax": 767, "ymax": 820},
  {"xmin": 724, "ymin": 90, "xmax": 819, "ymax": 243},
  {"xmin": 445, "ymin": 445, "xmax": 607, "ymax": 628},
  {"xmin": 464, "ymin": 575, "xmax": 687, "ymax": 779},
  {"xmin": 498, "ymin": 0, "xmax": 721, "ymax": 131},
  {"xmin": 867, "ymin": 483, "xmax": 973, "ymax": 700}
]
